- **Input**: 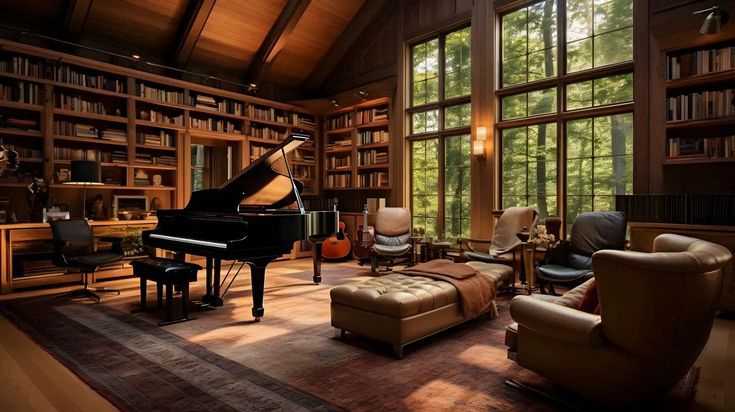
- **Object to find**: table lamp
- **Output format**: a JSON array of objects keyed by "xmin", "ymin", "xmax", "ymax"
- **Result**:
[{"xmin": 64, "ymin": 160, "xmax": 103, "ymax": 219}]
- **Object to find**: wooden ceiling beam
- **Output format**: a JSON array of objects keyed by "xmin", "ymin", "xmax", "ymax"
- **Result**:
[
  {"xmin": 64, "ymin": 0, "xmax": 93, "ymax": 34},
  {"xmin": 172, "ymin": 0, "xmax": 216, "ymax": 67},
  {"xmin": 301, "ymin": 0, "xmax": 390, "ymax": 93},
  {"xmin": 244, "ymin": 0, "xmax": 311, "ymax": 86}
]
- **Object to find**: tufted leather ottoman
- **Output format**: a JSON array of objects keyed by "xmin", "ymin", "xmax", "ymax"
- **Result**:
[{"xmin": 330, "ymin": 264, "xmax": 511, "ymax": 358}]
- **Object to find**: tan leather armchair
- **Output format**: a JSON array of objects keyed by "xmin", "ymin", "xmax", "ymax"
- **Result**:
[
  {"xmin": 370, "ymin": 207, "xmax": 412, "ymax": 272},
  {"xmin": 506, "ymin": 234, "xmax": 732, "ymax": 406}
]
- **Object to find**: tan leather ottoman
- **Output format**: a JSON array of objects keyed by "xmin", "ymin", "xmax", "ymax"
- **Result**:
[{"xmin": 330, "ymin": 264, "xmax": 511, "ymax": 358}]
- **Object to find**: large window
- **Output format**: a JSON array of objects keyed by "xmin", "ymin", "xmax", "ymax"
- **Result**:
[
  {"xmin": 497, "ymin": 0, "xmax": 633, "ymax": 234},
  {"xmin": 408, "ymin": 26, "xmax": 471, "ymax": 240}
]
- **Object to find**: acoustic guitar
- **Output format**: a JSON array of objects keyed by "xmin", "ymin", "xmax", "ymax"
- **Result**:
[
  {"xmin": 352, "ymin": 204, "xmax": 375, "ymax": 264},
  {"xmin": 322, "ymin": 220, "xmax": 351, "ymax": 260}
]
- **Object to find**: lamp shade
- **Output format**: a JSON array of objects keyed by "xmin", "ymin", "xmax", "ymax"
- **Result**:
[
  {"xmin": 66, "ymin": 160, "xmax": 102, "ymax": 185},
  {"xmin": 701, "ymin": 10, "xmax": 722, "ymax": 34}
]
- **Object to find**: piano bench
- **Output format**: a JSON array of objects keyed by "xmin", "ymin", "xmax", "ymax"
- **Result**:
[{"xmin": 131, "ymin": 257, "xmax": 202, "ymax": 326}]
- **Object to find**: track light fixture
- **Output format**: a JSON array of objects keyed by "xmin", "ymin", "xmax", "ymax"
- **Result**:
[
  {"xmin": 694, "ymin": 6, "xmax": 728, "ymax": 34},
  {"xmin": 328, "ymin": 98, "xmax": 340, "ymax": 107},
  {"xmin": 356, "ymin": 90, "xmax": 368, "ymax": 100}
]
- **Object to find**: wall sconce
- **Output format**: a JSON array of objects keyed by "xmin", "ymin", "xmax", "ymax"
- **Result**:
[
  {"xmin": 473, "ymin": 126, "xmax": 487, "ymax": 159},
  {"xmin": 694, "ymin": 6, "xmax": 727, "ymax": 34}
]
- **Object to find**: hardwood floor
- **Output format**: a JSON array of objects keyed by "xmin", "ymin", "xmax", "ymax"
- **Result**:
[{"xmin": 0, "ymin": 258, "xmax": 733, "ymax": 411}]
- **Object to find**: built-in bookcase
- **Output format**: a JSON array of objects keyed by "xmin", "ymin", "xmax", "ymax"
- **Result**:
[
  {"xmin": 322, "ymin": 97, "xmax": 390, "ymax": 191},
  {"xmin": 0, "ymin": 39, "xmax": 321, "ymax": 223},
  {"xmin": 664, "ymin": 40, "xmax": 735, "ymax": 166}
]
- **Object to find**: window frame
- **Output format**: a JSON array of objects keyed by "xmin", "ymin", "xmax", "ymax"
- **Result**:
[
  {"xmin": 495, "ymin": 0, "xmax": 634, "ymax": 235},
  {"xmin": 406, "ymin": 23, "xmax": 473, "ymax": 239}
]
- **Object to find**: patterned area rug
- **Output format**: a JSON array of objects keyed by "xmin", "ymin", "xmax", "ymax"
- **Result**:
[{"xmin": 0, "ymin": 263, "xmax": 700, "ymax": 411}]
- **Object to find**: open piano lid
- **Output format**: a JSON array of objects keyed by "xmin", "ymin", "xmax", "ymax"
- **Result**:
[{"xmin": 185, "ymin": 133, "xmax": 309, "ymax": 214}]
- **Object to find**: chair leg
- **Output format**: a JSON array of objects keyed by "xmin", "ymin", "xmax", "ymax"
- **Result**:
[
  {"xmin": 548, "ymin": 282, "xmax": 558, "ymax": 296},
  {"xmin": 53, "ymin": 272, "xmax": 102, "ymax": 303}
]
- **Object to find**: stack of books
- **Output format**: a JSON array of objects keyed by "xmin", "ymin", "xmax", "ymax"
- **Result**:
[
  {"xmin": 325, "ymin": 138, "xmax": 352, "ymax": 150},
  {"xmin": 73, "ymin": 124, "xmax": 98, "ymax": 138},
  {"xmin": 133, "ymin": 176, "xmax": 150, "ymax": 186},
  {"xmin": 356, "ymin": 107, "xmax": 389, "ymax": 124},
  {"xmin": 155, "ymin": 155, "xmax": 176, "ymax": 166},
  {"xmin": 110, "ymin": 150, "xmax": 128, "ymax": 163},
  {"xmin": 101, "ymin": 129, "xmax": 126, "ymax": 142},
  {"xmin": 2, "ymin": 116, "xmax": 39, "ymax": 131},
  {"xmin": 137, "ymin": 131, "xmax": 174, "ymax": 147},
  {"xmin": 135, "ymin": 153, "xmax": 153, "ymax": 164},
  {"xmin": 191, "ymin": 94, "xmax": 217, "ymax": 110}
]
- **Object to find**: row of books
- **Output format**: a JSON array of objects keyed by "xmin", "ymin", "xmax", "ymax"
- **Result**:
[
  {"xmin": 326, "ymin": 113, "xmax": 352, "ymax": 130},
  {"xmin": 358, "ymin": 149, "xmax": 388, "ymax": 165},
  {"xmin": 292, "ymin": 149, "xmax": 315, "ymax": 162},
  {"xmin": 137, "ymin": 83, "xmax": 184, "ymax": 104},
  {"xmin": 666, "ymin": 136, "xmax": 735, "ymax": 159},
  {"xmin": 250, "ymin": 105, "xmax": 280, "ymax": 122},
  {"xmin": 249, "ymin": 125, "xmax": 287, "ymax": 140},
  {"xmin": 616, "ymin": 194, "xmax": 735, "ymax": 226},
  {"xmin": 0, "ymin": 55, "xmax": 43, "ymax": 78},
  {"xmin": 667, "ymin": 44, "xmax": 735, "ymax": 80},
  {"xmin": 325, "ymin": 173, "xmax": 351, "ymax": 188},
  {"xmin": 189, "ymin": 117, "xmax": 241, "ymax": 134},
  {"xmin": 134, "ymin": 153, "xmax": 176, "ymax": 166},
  {"xmin": 251, "ymin": 145, "xmax": 269, "ymax": 159},
  {"xmin": 2, "ymin": 116, "xmax": 38, "ymax": 131},
  {"xmin": 140, "ymin": 110, "xmax": 184, "ymax": 125},
  {"xmin": 0, "ymin": 81, "xmax": 41, "ymax": 104},
  {"xmin": 53, "ymin": 66, "xmax": 125, "ymax": 93},
  {"xmin": 325, "ymin": 138, "xmax": 352, "ymax": 150},
  {"xmin": 56, "ymin": 93, "xmax": 121, "ymax": 116},
  {"xmin": 53, "ymin": 147, "xmax": 121, "ymax": 163},
  {"xmin": 327, "ymin": 155, "xmax": 351, "ymax": 168},
  {"xmin": 359, "ymin": 130, "xmax": 389, "ymax": 144},
  {"xmin": 356, "ymin": 107, "xmax": 388, "ymax": 124},
  {"xmin": 54, "ymin": 121, "xmax": 126, "ymax": 141},
  {"xmin": 136, "ymin": 131, "xmax": 175, "ymax": 147},
  {"xmin": 0, "ymin": 143, "xmax": 41, "ymax": 158},
  {"xmin": 189, "ymin": 94, "xmax": 244, "ymax": 115},
  {"xmin": 0, "ymin": 169, "xmax": 39, "ymax": 184},
  {"xmin": 111, "ymin": 150, "xmax": 128, "ymax": 163},
  {"xmin": 666, "ymin": 88, "xmax": 735, "ymax": 121},
  {"xmin": 357, "ymin": 171, "xmax": 389, "ymax": 187},
  {"xmin": 292, "ymin": 165, "xmax": 314, "ymax": 179}
]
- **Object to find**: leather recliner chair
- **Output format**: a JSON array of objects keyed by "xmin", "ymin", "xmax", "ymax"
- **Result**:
[
  {"xmin": 370, "ymin": 207, "xmax": 413, "ymax": 272},
  {"xmin": 506, "ymin": 233, "xmax": 732, "ymax": 406}
]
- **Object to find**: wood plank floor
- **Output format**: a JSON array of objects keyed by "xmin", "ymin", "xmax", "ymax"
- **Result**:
[{"xmin": 0, "ymin": 258, "xmax": 733, "ymax": 411}]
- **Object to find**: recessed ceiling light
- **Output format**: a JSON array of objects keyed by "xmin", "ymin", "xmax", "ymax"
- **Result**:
[{"xmin": 131, "ymin": 54, "xmax": 141, "ymax": 60}]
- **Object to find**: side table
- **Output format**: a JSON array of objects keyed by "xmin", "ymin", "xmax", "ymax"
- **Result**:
[{"xmin": 522, "ymin": 243, "xmax": 547, "ymax": 294}]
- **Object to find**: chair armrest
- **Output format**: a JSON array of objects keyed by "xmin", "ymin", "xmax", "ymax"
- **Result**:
[
  {"xmin": 509, "ymin": 295, "xmax": 604, "ymax": 347},
  {"xmin": 458, "ymin": 237, "xmax": 493, "ymax": 253}
]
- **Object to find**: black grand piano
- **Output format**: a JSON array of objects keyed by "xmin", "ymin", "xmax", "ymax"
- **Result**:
[{"xmin": 142, "ymin": 133, "xmax": 337, "ymax": 320}]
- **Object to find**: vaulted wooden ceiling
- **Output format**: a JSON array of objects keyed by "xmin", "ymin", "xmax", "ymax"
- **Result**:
[{"xmin": 0, "ymin": 0, "xmax": 367, "ymax": 90}]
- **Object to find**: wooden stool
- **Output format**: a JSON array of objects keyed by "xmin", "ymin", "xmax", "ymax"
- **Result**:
[{"xmin": 131, "ymin": 257, "xmax": 201, "ymax": 326}]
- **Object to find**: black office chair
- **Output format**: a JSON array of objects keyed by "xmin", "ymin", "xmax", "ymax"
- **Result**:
[{"xmin": 51, "ymin": 219, "xmax": 123, "ymax": 302}]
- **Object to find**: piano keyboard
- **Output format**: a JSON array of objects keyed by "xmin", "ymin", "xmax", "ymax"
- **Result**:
[{"xmin": 148, "ymin": 233, "xmax": 228, "ymax": 249}]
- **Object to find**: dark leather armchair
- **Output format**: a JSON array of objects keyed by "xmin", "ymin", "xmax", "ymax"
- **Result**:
[
  {"xmin": 370, "ymin": 207, "xmax": 413, "ymax": 272},
  {"xmin": 537, "ymin": 211, "xmax": 626, "ymax": 295},
  {"xmin": 51, "ymin": 219, "xmax": 123, "ymax": 302}
]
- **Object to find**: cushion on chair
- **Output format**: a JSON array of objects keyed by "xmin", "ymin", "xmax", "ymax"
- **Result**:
[
  {"xmin": 570, "ymin": 211, "xmax": 627, "ymax": 255},
  {"xmin": 537, "ymin": 264, "xmax": 593, "ymax": 282},
  {"xmin": 66, "ymin": 251, "xmax": 122, "ymax": 269},
  {"xmin": 372, "ymin": 243, "xmax": 412, "ymax": 256},
  {"xmin": 375, "ymin": 208, "xmax": 411, "ymax": 236},
  {"xmin": 375, "ymin": 233, "xmax": 411, "ymax": 247}
]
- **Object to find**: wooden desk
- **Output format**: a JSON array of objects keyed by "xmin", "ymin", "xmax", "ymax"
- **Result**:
[
  {"xmin": 629, "ymin": 222, "xmax": 735, "ymax": 311},
  {"xmin": 0, "ymin": 220, "xmax": 157, "ymax": 294}
]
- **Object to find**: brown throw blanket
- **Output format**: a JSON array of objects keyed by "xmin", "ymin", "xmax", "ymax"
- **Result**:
[{"xmin": 396, "ymin": 259, "xmax": 495, "ymax": 318}]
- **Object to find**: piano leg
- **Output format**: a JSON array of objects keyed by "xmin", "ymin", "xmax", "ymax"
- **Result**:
[
  {"xmin": 212, "ymin": 258, "xmax": 223, "ymax": 306},
  {"xmin": 310, "ymin": 237, "xmax": 324, "ymax": 284},
  {"xmin": 247, "ymin": 257, "xmax": 276, "ymax": 321},
  {"xmin": 201, "ymin": 257, "xmax": 224, "ymax": 307}
]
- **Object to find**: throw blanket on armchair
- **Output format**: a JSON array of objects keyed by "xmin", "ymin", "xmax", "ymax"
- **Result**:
[{"xmin": 396, "ymin": 259, "xmax": 495, "ymax": 318}]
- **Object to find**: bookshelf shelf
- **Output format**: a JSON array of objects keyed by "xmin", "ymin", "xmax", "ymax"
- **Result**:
[
  {"xmin": 53, "ymin": 159, "xmax": 126, "ymax": 168},
  {"xmin": 358, "ymin": 164, "xmax": 389, "ymax": 170},
  {"xmin": 54, "ymin": 135, "xmax": 127, "ymax": 146},
  {"xmin": 327, "ymin": 167, "xmax": 352, "ymax": 172},
  {"xmin": 131, "ymin": 163, "xmax": 177, "ymax": 171},
  {"xmin": 49, "ymin": 80, "xmax": 129, "ymax": 98},
  {"xmin": 665, "ymin": 117, "xmax": 735, "ymax": 130},
  {"xmin": 663, "ymin": 157, "xmax": 735, "ymax": 166},
  {"xmin": 356, "ymin": 142, "xmax": 390, "ymax": 150},
  {"xmin": 0, "ymin": 127, "xmax": 42, "ymax": 137},
  {"xmin": 325, "ymin": 127, "xmax": 353, "ymax": 134},
  {"xmin": 189, "ymin": 129, "xmax": 244, "ymax": 141},
  {"xmin": 49, "ymin": 184, "xmax": 176, "ymax": 191},
  {"xmin": 135, "ymin": 144, "xmax": 176, "ymax": 152},
  {"xmin": 247, "ymin": 136, "xmax": 282, "ymax": 145},
  {"xmin": 134, "ymin": 119, "xmax": 185, "ymax": 131},
  {"xmin": 133, "ymin": 96, "xmax": 189, "ymax": 111},
  {"xmin": 0, "ymin": 100, "xmax": 43, "ymax": 111},
  {"xmin": 189, "ymin": 106, "xmax": 247, "ymax": 121},
  {"xmin": 356, "ymin": 119, "xmax": 389, "ymax": 129},
  {"xmin": 665, "ymin": 68, "xmax": 735, "ymax": 90},
  {"xmin": 53, "ymin": 109, "xmax": 128, "ymax": 124}
]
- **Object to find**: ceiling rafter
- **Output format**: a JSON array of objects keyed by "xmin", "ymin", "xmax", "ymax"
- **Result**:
[
  {"xmin": 64, "ymin": 0, "xmax": 93, "ymax": 34},
  {"xmin": 244, "ymin": 0, "xmax": 311, "ymax": 86},
  {"xmin": 301, "ymin": 0, "xmax": 391, "ymax": 93},
  {"xmin": 172, "ymin": 0, "xmax": 216, "ymax": 67}
]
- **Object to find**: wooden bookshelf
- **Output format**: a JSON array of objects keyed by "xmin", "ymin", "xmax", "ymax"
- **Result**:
[
  {"xmin": 662, "ymin": 39, "xmax": 735, "ymax": 168},
  {"xmin": 322, "ymin": 97, "xmax": 391, "ymax": 190}
]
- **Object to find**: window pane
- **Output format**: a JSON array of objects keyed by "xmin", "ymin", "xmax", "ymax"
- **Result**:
[
  {"xmin": 565, "ymin": 113, "xmax": 633, "ymax": 227},
  {"xmin": 566, "ymin": 72, "xmax": 633, "ymax": 110},
  {"xmin": 411, "ymin": 39, "xmax": 439, "ymax": 106},
  {"xmin": 444, "ymin": 134, "xmax": 471, "ymax": 240},
  {"xmin": 502, "ymin": 87, "xmax": 556, "ymax": 120},
  {"xmin": 566, "ymin": 0, "xmax": 633, "ymax": 73},
  {"xmin": 445, "ymin": 103, "xmax": 471, "ymax": 129},
  {"xmin": 412, "ymin": 109, "xmax": 439, "ymax": 134},
  {"xmin": 501, "ymin": 0, "xmax": 557, "ymax": 86},
  {"xmin": 412, "ymin": 139, "xmax": 440, "ymax": 238},
  {"xmin": 500, "ymin": 124, "xmax": 557, "ymax": 218},
  {"xmin": 445, "ymin": 27, "xmax": 471, "ymax": 98}
]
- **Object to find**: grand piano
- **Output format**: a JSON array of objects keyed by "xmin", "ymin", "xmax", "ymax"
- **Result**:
[{"xmin": 142, "ymin": 133, "xmax": 337, "ymax": 320}]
